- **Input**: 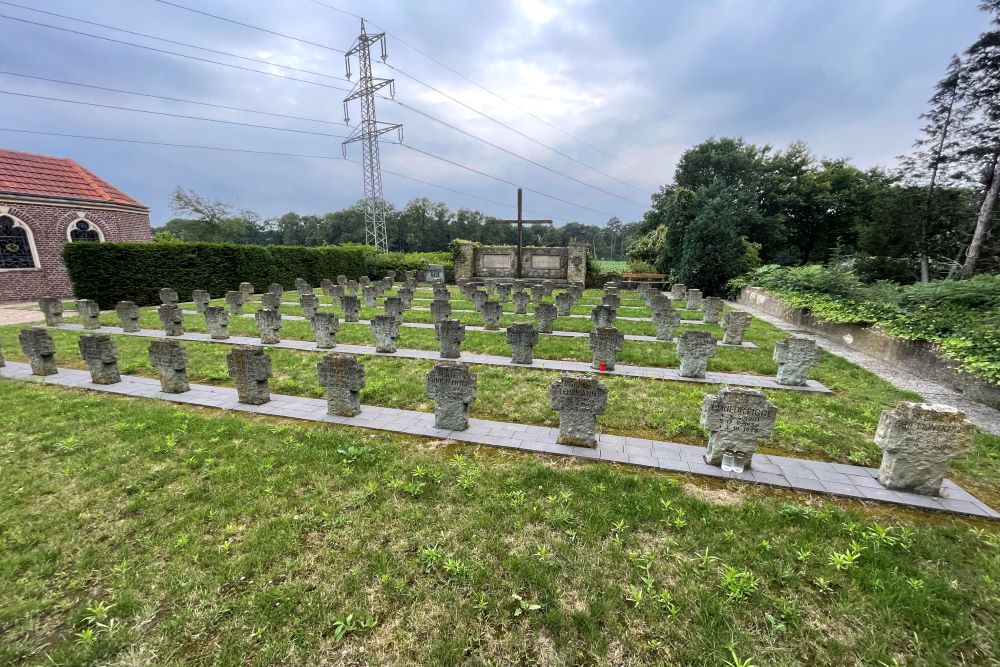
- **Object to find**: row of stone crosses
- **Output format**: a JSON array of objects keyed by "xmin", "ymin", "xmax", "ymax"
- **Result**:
[
  {"xmin": 5, "ymin": 325, "xmax": 973, "ymax": 497},
  {"xmin": 35, "ymin": 274, "xmax": 820, "ymax": 385}
]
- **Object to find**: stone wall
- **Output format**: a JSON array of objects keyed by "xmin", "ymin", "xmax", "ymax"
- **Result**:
[
  {"xmin": 454, "ymin": 241, "xmax": 587, "ymax": 282},
  {"xmin": 0, "ymin": 198, "xmax": 152, "ymax": 302},
  {"xmin": 738, "ymin": 286, "xmax": 1000, "ymax": 410}
]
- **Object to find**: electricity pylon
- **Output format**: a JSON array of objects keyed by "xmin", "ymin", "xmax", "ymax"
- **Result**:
[{"xmin": 343, "ymin": 18, "xmax": 402, "ymax": 253}]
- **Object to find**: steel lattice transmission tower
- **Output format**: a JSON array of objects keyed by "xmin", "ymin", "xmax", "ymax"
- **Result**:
[{"xmin": 342, "ymin": 18, "xmax": 402, "ymax": 253}]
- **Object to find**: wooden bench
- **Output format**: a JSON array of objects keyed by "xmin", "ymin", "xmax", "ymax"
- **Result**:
[{"xmin": 620, "ymin": 273, "xmax": 667, "ymax": 289}]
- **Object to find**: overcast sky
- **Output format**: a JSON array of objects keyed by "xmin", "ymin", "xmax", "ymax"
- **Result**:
[{"xmin": 0, "ymin": 0, "xmax": 988, "ymax": 226}]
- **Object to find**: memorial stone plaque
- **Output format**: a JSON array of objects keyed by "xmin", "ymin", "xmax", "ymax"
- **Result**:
[
  {"xmin": 535, "ymin": 302, "xmax": 557, "ymax": 333},
  {"xmin": 148, "ymin": 338, "xmax": 189, "ymax": 393},
  {"xmin": 311, "ymin": 312, "xmax": 339, "ymax": 349},
  {"xmin": 39, "ymin": 297, "xmax": 63, "ymax": 327},
  {"xmin": 721, "ymin": 311, "xmax": 752, "ymax": 346},
  {"xmin": 549, "ymin": 373, "xmax": 607, "ymax": 447},
  {"xmin": 506, "ymin": 322, "xmax": 538, "ymax": 364},
  {"xmin": 19, "ymin": 327, "xmax": 57, "ymax": 375},
  {"xmin": 78, "ymin": 333, "xmax": 121, "ymax": 384},
  {"xmin": 677, "ymin": 330, "xmax": 717, "ymax": 378},
  {"xmin": 372, "ymin": 315, "xmax": 401, "ymax": 353},
  {"xmin": 255, "ymin": 308, "xmax": 282, "ymax": 344},
  {"xmin": 77, "ymin": 299, "xmax": 100, "ymax": 330},
  {"xmin": 317, "ymin": 353, "xmax": 366, "ymax": 417},
  {"xmin": 115, "ymin": 300, "xmax": 140, "ymax": 332},
  {"xmin": 227, "ymin": 346, "xmax": 272, "ymax": 405},
  {"xmin": 435, "ymin": 318, "xmax": 466, "ymax": 358},
  {"xmin": 773, "ymin": 336, "xmax": 820, "ymax": 386},
  {"xmin": 426, "ymin": 362, "xmax": 477, "ymax": 431},
  {"xmin": 875, "ymin": 402, "xmax": 976, "ymax": 495},
  {"xmin": 700, "ymin": 387, "xmax": 777, "ymax": 466},
  {"xmin": 204, "ymin": 305, "xmax": 230, "ymax": 339},
  {"xmin": 158, "ymin": 304, "xmax": 184, "ymax": 336}
]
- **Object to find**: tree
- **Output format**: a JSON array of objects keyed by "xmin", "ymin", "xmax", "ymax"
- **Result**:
[
  {"xmin": 675, "ymin": 181, "xmax": 749, "ymax": 295},
  {"xmin": 166, "ymin": 187, "xmax": 267, "ymax": 244}
]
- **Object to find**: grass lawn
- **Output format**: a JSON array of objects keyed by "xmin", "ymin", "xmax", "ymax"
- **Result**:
[
  {"xmin": 3, "ymin": 286, "xmax": 999, "ymax": 664},
  {"xmin": 1, "ymin": 380, "xmax": 999, "ymax": 665}
]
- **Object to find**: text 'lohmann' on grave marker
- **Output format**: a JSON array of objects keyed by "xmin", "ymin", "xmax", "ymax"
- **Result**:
[{"xmin": 549, "ymin": 372, "xmax": 607, "ymax": 448}]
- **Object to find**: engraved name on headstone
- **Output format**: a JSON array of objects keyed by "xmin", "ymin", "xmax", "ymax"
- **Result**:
[
  {"xmin": 372, "ymin": 315, "xmax": 401, "ymax": 353},
  {"xmin": 317, "ymin": 353, "xmax": 366, "ymax": 417},
  {"xmin": 435, "ymin": 318, "xmax": 466, "ymax": 358},
  {"xmin": 550, "ymin": 373, "xmax": 607, "ymax": 448},
  {"xmin": 700, "ymin": 387, "xmax": 777, "ymax": 467},
  {"xmin": 426, "ymin": 362, "xmax": 477, "ymax": 431},
  {"xmin": 506, "ymin": 322, "xmax": 539, "ymax": 364}
]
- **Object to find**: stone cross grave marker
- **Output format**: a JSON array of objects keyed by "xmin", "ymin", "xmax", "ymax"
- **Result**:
[
  {"xmin": 159, "ymin": 288, "xmax": 178, "ymax": 306},
  {"xmin": 430, "ymin": 298, "xmax": 452, "ymax": 324},
  {"xmin": 677, "ymin": 330, "xmax": 717, "ymax": 378},
  {"xmin": 652, "ymin": 306, "xmax": 680, "ymax": 341},
  {"xmin": 601, "ymin": 292, "xmax": 620, "ymax": 311},
  {"xmin": 384, "ymin": 297, "xmax": 404, "ymax": 318},
  {"xmin": 721, "ymin": 311, "xmax": 752, "ymax": 346},
  {"xmin": 78, "ymin": 333, "xmax": 121, "ymax": 384},
  {"xmin": 311, "ymin": 312, "xmax": 339, "ymax": 349},
  {"xmin": 589, "ymin": 326, "xmax": 625, "ymax": 371},
  {"xmin": 426, "ymin": 361, "xmax": 477, "ymax": 430},
  {"xmin": 386, "ymin": 270, "xmax": 397, "ymax": 281},
  {"xmin": 158, "ymin": 304, "xmax": 184, "ymax": 336},
  {"xmin": 192, "ymin": 289, "xmax": 210, "ymax": 314},
  {"xmin": 372, "ymin": 315, "xmax": 401, "ymax": 353},
  {"xmin": 555, "ymin": 291, "xmax": 574, "ymax": 316},
  {"xmin": 268, "ymin": 283, "xmax": 283, "ymax": 298},
  {"xmin": 435, "ymin": 318, "xmax": 466, "ymax": 358},
  {"xmin": 115, "ymin": 301, "xmax": 140, "ymax": 333},
  {"xmin": 700, "ymin": 387, "xmax": 777, "ymax": 467},
  {"xmin": 76, "ymin": 299, "xmax": 100, "ymax": 329},
  {"xmin": 433, "ymin": 284, "xmax": 451, "ymax": 301},
  {"xmin": 227, "ymin": 346, "xmax": 272, "ymax": 405},
  {"xmin": 702, "ymin": 297, "xmax": 723, "ymax": 324},
  {"xmin": 39, "ymin": 297, "xmax": 63, "ymax": 327},
  {"xmin": 481, "ymin": 300, "xmax": 502, "ymax": 330},
  {"xmin": 875, "ymin": 402, "xmax": 976, "ymax": 495},
  {"xmin": 347, "ymin": 279, "xmax": 359, "ymax": 295},
  {"xmin": 204, "ymin": 306, "xmax": 230, "ymax": 339},
  {"xmin": 550, "ymin": 373, "xmax": 607, "ymax": 448},
  {"xmin": 317, "ymin": 353, "xmax": 366, "ymax": 417},
  {"xmin": 255, "ymin": 308, "xmax": 282, "ymax": 344},
  {"xmin": 294, "ymin": 277, "xmax": 309, "ymax": 295},
  {"xmin": 542, "ymin": 280, "xmax": 554, "ymax": 297},
  {"xmin": 670, "ymin": 283, "xmax": 686, "ymax": 300},
  {"xmin": 261, "ymin": 291, "xmax": 282, "ymax": 311},
  {"xmin": 329, "ymin": 284, "xmax": 344, "ymax": 303},
  {"xmin": 19, "ymin": 327, "xmax": 57, "ymax": 375},
  {"xmin": 398, "ymin": 286, "xmax": 414, "ymax": 309},
  {"xmin": 484, "ymin": 278, "xmax": 497, "ymax": 295},
  {"xmin": 535, "ymin": 302, "xmax": 557, "ymax": 333},
  {"xmin": 225, "ymin": 291, "xmax": 244, "ymax": 316},
  {"xmin": 148, "ymin": 338, "xmax": 189, "ymax": 393},
  {"xmin": 239, "ymin": 282, "xmax": 254, "ymax": 299},
  {"xmin": 591, "ymin": 304, "xmax": 616, "ymax": 328},
  {"xmin": 513, "ymin": 290, "xmax": 530, "ymax": 315},
  {"xmin": 300, "ymin": 294, "xmax": 320, "ymax": 319},
  {"xmin": 470, "ymin": 289, "xmax": 488, "ymax": 312},
  {"xmin": 773, "ymin": 336, "xmax": 820, "ymax": 386},
  {"xmin": 506, "ymin": 322, "xmax": 539, "ymax": 364},
  {"xmin": 685, "ymin": 289, "xmax": 703, "ymax": 311},
  {"xmin": 321, "ymin": 278, "xmax": 334, "ymax": 296},
  {"xmin": 382, "ymin": 276, "xmax": 393, "ymax": 290},
  {"xmin": 341, "ymin": 295, "xmax": 361, "ymax": 322},
  {"xmin": 497, "ymin": 282, "xmax": 512, "ymax": 303},
  {"xmin": 530, "ymin": 284, "xmax": 545, "ymax": 305},
  {"xmin": 360, "ymin": 275, "xmax": 370, "ymax": 288},
  {"xmin": 337, "ymin": 274, "xmax": 347, "ymax": 287},
  {"xmin": 362, "ymin": 285, "xmax": 376, "ymax": 307}
]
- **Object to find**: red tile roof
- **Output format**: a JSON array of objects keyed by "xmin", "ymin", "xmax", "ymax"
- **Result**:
[{"xmin": 0, "ymin": 147, "xmax": 146, "ymax": 208}]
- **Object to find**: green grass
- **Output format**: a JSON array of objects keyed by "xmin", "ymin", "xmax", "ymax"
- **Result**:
[{"xmin": 1, "ymin": 380, "xmax": 999, "ymax": 665}]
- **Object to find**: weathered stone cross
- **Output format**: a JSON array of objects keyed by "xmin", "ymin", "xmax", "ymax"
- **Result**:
[{"xmin": 488, "ymin": 188, "xmax": 553, "ymax": 278}]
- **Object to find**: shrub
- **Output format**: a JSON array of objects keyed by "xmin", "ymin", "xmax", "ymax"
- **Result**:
[{"xmin": 585, "ymin": 256, "xmax": 623, "ymax": 287}]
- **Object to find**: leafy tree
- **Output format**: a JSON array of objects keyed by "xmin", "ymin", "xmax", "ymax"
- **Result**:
[{"xmin": 675, "ymin": 181, "xmax": 750, "ymax": 294}]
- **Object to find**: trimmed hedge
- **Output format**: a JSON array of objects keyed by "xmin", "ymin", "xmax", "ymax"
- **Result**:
[{"xmin": 65, "ymin": 242, "xmax": 369, "ymax": 308}]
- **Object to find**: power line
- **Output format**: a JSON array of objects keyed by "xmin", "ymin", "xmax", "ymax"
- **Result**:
[
  {"xmin": 0, "ymin": 71, "xmax": 344, "ymax": 127},
  {"xmin": 386, "ymin": 64, "xmax": 649, "ymax": 196},
  {"xmin": 153, "ymin": 0, "xmax": 344, "ymax": 54},
  {"xmin": 394, "ymin": 99, "xmax": 645, "ymax": 206},
  {"xmin": 0, "ymin": 127, "xmax": 354, "ymax": 161},
  {"xmin": 0, "ymin": 2, "xmax": 345, "ymax": 83},
  {"xmin": 390, "ymin": 142, "xmax": 620, "ymax": 217},
  {"xmin": 0, "ymin": 90, "xmax": 350, "ymax": 139},
  {"xmin": 304, "ymin": 0, "xmax": 652, "ymax": 180},
  {"xmin": 0, "ymin": 126, "xmax": 546, "ymax": 216},
  {"xmin": 0, "ymin": 13, "xmax": 351, "ymax": 93}
]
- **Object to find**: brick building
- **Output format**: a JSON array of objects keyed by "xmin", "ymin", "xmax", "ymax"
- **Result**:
[{"xmin": 0, "ymin": 148, "xmax": 152, "ymax": 302}]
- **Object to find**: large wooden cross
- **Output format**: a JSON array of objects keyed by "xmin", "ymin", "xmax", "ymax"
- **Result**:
[{"xmin": 487, "ymin": 188, "xmax": 553, "ymax": 278}]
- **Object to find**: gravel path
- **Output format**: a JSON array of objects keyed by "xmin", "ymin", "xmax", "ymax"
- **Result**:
[
  {"xmin": 730, "ymin": 300, "xmax": 1000, "ymax": 435},
  {"xmin": 0, "ymin": 303, "xmax": 44, "ymax": 326}
]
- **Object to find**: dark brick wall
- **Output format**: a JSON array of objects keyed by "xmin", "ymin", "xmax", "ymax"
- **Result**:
[{"xmin": 0, "ymin": 199, "xmax": 152, "ymax": 302}]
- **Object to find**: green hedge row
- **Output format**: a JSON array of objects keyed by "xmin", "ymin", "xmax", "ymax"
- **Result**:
[{"xmin": 63, "ymin": 242, "xmax": 450, "ymax": 308}]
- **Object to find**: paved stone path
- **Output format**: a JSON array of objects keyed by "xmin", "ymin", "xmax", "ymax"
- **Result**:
[
  {"xmin": 1, "ymin": 361, "xmax": 993, "ymax": 518},
  {"xmin": 0, "ymin": 302, "xmax": 44, "ymax": 326},
  {"xmin": 182, "ymin": 310, "xmax": 758, "ymax": 348},
  {"xmin": 731, "ymin": 300, "xmax": 1000, "ymax": 435},
  {"xmin": 52, "ymin": 324, "xmax": 829, "ymax": 393}
]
